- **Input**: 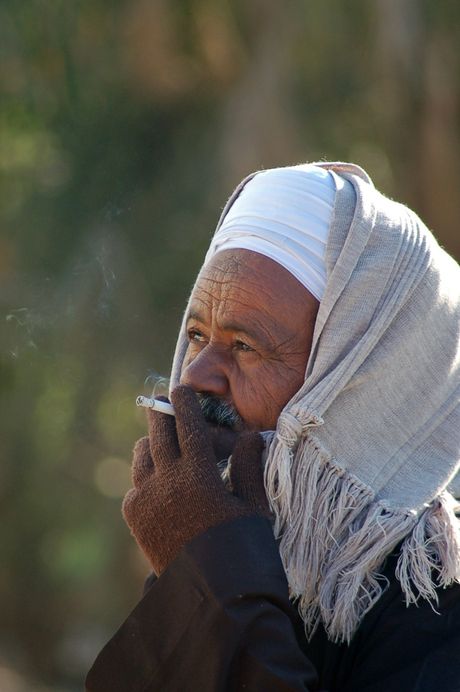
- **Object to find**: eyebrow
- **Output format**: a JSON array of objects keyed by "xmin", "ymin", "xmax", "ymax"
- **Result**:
[{"xmin": 187, "ymin": 308, "xmax": 276, "ymax": 353}]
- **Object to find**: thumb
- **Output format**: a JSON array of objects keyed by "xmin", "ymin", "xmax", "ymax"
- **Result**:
[{"xmin": 229, "ymin": 433, "xmax": 270, "ymax": 518}]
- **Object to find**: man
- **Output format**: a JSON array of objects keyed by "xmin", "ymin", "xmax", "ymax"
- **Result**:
[{"xmin": 86, "ymin": 163, "xmax": 460, "ymax": 691}]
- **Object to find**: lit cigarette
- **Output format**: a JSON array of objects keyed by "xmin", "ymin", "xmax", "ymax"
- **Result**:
[{"xmin": 136, "ymin": 395, "xmax": 176, "ymax": 416}]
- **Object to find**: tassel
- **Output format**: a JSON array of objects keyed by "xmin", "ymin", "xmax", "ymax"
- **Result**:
[
  {"xmin": 264, "ymin": 431, "xmax": 460, "ymax": 643},
  {"xmin": 396, "ymin": 491, "xmax": 460, "ymax": 603}
]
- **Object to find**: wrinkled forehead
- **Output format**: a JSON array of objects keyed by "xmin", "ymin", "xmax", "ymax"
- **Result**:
[
  {"xmin": 190, "ymin": 248, "xmax": 315, "ymax": 314},
  {"xmin": 195, "ymin": 247, "xmax": 288, "ymax": 290}
]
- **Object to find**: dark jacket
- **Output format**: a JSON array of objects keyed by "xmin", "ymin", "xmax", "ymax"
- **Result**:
[{"xmin": 85, "ymin": 515, "xmax": 460, "ymax": 692}]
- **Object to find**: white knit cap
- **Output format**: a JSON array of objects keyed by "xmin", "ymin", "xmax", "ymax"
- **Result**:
[{"xmin": 203, "ymin": 164, "xmax": 336, "ymax": 302}]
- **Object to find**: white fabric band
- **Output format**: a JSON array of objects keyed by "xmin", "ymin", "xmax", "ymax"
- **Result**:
[{"xmin": 204, "ymin": 164, "xmax": 336, "ymax": 301}]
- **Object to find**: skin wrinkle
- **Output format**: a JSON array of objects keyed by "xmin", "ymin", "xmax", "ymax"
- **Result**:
[
  {"xmin": 180, "ymin": 249, "xmax": 319, "ymax": 453},
  {"xmin": 188, "ymin": 289, "xmax": 310, "ymax": 363},
  {"xmin": 189, "ymin": 276, "xmax": 284, "ymax": 350}
]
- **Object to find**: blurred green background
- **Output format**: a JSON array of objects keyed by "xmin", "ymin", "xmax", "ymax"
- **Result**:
[{"xmin": 1, "ymin": 1, "xmax": 459, "ymax": 689}]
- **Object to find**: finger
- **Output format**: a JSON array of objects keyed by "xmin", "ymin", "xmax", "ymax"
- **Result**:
[
  {"xmin": 121, "ymin": 486, "xmax": 138, "ymax": 524},
  {"xmin": 147, "ymin": 395, "xmax": 180, "ymax": 470},
  {"xmin": 208, "ymin": 426, "xmax": 243, "ymax": 463},
  {"xmin": 229, "ymin": 433, "xmax": 270, "ymax": 517},
  {"xmin": 131, "ymin": 436, "xmax": 155, "ymax": 488},
  {"xmin": 170, "ymin": 385, "xmax": 214, "ymax": 462}
]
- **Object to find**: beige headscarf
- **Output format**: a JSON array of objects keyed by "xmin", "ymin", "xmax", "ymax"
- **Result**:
[{"xmin": 170, "ymin": 162, "xmax": 460, "ymax": 643}]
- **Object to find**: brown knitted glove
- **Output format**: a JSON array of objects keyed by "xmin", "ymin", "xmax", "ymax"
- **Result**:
[
  {"xmin": 228, "ymin": 434, "xmax": 271, "ymax": 518},
  {"xmin": 122, "ymin": 385, "xmax": 268, "ymax": 576}
]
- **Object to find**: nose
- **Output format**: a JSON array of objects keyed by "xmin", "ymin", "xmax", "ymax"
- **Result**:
[{"xmin": 180, "ymin": 345, "xmax": 230, "ymax": 398}]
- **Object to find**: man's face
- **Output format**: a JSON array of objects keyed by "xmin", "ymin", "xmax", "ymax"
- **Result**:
[{"xmin": 180, "ymin": 249, "xmax": 319, "ymax": 435}]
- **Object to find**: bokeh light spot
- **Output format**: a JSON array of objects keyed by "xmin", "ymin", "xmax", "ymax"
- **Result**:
[{"xmin": 94, "ymin": 456, "xmax": 132, "ymax": 498}]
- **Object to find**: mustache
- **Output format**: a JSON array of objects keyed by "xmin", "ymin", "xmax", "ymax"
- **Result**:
[{"xmin": 197, "ymin": 393, "xmax": 243, "ymax": 428}]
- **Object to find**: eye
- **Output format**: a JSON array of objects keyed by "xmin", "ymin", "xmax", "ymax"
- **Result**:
[
  {"xmin": 187, "ymin": 328, "xmax": 205, "ymax": 343},
  {"xmin": 235, "ymin": 339, "xmax": 254, "ymax": 352}
]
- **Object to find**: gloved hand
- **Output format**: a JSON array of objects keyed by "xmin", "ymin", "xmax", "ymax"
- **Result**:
[
  {"xmin": 228, "ymin": 436, "xmax": 272, "ymax": 518},
  {"xmin": 122, "ymin": 384, "xmax": 270, "ymax": 576}
]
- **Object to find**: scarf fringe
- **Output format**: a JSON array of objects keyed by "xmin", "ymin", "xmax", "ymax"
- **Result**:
[
  {"xmin": 396, "ymin": 491, "xmax": 460, "ymax": 603},
  {"xmin": 265, "ymin": 433, "xmax": 460, "ymax": 643}
]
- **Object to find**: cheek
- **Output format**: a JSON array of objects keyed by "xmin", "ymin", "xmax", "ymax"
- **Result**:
[
  {"xmin": 230, "ymin": 362, "xmax": 305, "ymax": 430},
  {"xmin": 181, "ymin": 343, "xmax": 201, "ymax": 373},
  {"xmin": 181, "ymin": 349, "xmax": 192, "ymax": 373}
]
